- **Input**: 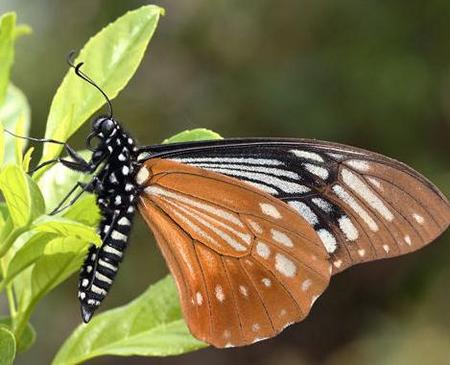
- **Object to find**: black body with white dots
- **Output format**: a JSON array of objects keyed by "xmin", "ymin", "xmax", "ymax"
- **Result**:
[{"xmin": 77, "ymin": 117, "xmax": 140, "ymax": 322}]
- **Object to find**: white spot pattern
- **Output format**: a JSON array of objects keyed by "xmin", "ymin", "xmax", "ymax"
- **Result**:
[
  {"xmin": 317, "ymin": 229, "xmax": 337, "ymax": 253},
  {"xmin": 215, "ymin": 285, "xmax": 225, "ymax": 302},
  {"xmin": 256, "ymin": 242, "xmax": 271, "ymax": 259},
  {"xmin": 303, "ymin": 163, "xmax": 329, "ymax": 180},
  {"xmin": 341, "ymin": 168, "xmax": 394, "ymax": 221},
  {"xmin": 275, "ymin": 253, "xmax": 297, "ymax": 277},
  {"xmin": 290, "ymin": 149, "xmax": 324, "ymax": 162},
  {"xmin": 338, "ymin": 216, "xmax": 359, "ymax": 241},
  {"xmin": 332, "ymin": 185, "xmax": 379, "ymax": 232},
  {"xmin": 270, "ymin": 229, "xmax": 294, "ymax": 247},
  {"xmin": 136, "ymin": 167, "xmax": 150, "ymax": 185},
  {"xmin": 259, "ymin": 203, "xmax": 282, "ymax": 219},
  {"xmin": 288, "ymin": 201, "xmax": 319, "ymax": 226}
]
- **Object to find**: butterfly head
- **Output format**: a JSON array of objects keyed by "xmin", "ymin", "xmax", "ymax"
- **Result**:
[{"xmin": 92, "ymin": 116, "xmax": 117, "ymax": 138}]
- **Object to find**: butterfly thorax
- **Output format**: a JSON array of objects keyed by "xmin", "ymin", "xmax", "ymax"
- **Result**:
[{"xmin": 77, "ymin": 117, "xmax": 141, "ymax": 322}]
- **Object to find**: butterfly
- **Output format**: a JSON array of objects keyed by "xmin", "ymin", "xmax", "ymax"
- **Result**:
[{"xmin": 20, "ymin": 57, "xmax": 450, "ymax": 348}]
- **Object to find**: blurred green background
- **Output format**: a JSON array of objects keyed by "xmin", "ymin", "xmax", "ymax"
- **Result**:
[{"xmin": 1, "ymin": 0, "xmax": 449, "ymax": 364}]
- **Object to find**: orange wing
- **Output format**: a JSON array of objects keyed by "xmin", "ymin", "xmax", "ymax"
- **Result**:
[{"xmin": 137, "ymin": 159, "xmax": 331, "ymax": 348}]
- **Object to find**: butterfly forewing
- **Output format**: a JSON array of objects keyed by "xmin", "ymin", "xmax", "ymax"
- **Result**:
[
  {"xmin": 138, "ymin": 158, "xmax": 331, "ymax": 347},
  {"xmin": 139, "ymin": 139, "xmax": 450, "ymax": 274}
]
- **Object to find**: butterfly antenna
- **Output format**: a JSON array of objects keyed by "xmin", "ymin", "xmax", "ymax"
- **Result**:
[{"xmin": 67, "ymin": 50, "xmax": 113, "ymax": 119}]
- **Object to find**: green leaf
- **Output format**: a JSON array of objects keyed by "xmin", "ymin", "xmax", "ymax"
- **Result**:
[
  {"xmin": 0, "ymin": 122, "xmax": 4, "ymax": 167},
  {"xmin": 22, "ymin": 147, "xmax": 34, "ymax": 172},
  {"xmin": 13, "ymin": 112, "xmax": 26, "ymax": 164},
  {"xmin": 2, "ymin": 232, "xmax": 56, "ymax": 288},
  {"xmin": 0, "ymin": 318, "xmax": 35, "ymax": 353},
  {"xmin": 162, "ymin": 128, "xmax": 223, "ymax": 144},
  {"xmin": 38, "ymin": 150, "xmax": 99, "ymax": 224},
  {"xmin": 0, "ymin": 13, "xmax": 16, "ymax": 104},
  {"xmin": 13, "ymin": 24, "xmax": 32, "ymax": 40},
  {"xmin": 0, "ymin": 326, "xmax": 15, "ymax": 365},
  {"xmin": 0, "ymin": 84, "xmax": 31, "ymax": 163},
  {"xmin": 15, "ymin": 238, "xmax": 90, "ymax": 333},
  {"xmin": 32, "ymin": 216, "xmax": 100, "ymax": 245},
  {"xmin": 0, "ymin": 165, "xmax": 45, "ymax": 229},
  {"xmin": 41, "ymin": 5, "xmax": 165, "ymax": 163},
  {"xmin": 52, "ymin": 276, "xmax": 207, "ymax": 365}
]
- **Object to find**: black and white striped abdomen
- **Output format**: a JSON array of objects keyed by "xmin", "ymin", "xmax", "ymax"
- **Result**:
[
  {"xmin": 78, "ymin": 127, "xmax": 139, "ymax": 322},
  {"xmin": 78, "ymin": 205, "xmax": 136, "ymax": 322}
]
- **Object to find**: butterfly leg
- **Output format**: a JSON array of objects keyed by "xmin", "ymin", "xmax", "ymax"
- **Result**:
[{"xmin": 49, "ymin": 176, "xmax": 102, "ymax": 215}]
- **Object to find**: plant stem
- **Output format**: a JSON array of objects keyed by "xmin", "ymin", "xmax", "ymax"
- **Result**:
[{"xmin": 0, "ymin": 258, "xmax": 17, "ymax": 318}]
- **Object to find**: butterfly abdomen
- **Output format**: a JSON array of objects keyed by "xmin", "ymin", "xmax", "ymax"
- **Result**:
[{"xmin": 78, "ymin": 126, "xmax": 139, "ymax": 322}]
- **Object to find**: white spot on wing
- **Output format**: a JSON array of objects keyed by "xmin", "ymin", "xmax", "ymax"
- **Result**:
[
  {"xmin": 358, "ymin": 249, "xmax": 366, "ymax": 257},
  {"xmin": 345, "ymin": 159, "xmax": 370, "ymax": 172},
  {"xmin": 247, "ymin": 219, "xmax": 263, "ymax": 234},
  {"xmin": 173, "ymin": 157, "xmax": 284, "ymax": 165},
  {"xmin": 311, "ymin": 197, "xmax": 333, "ymax": 213},
  {"xmin": 367, "ymin": 177, "xmax": 382, "ymax": 190},
  {"xmin": 317, "ymin": 229, "xmax": 337, "ymax": 253},
  {"xmin": 290, "ymin": 149, "xmax": 324, "ymax": 162},
  {"xmin": 303, "ymin": 163, "xmax": 329, "ymax": 180},
  {"xmin": 239, "ymin": 285, "xmax": 248, "ymax": 297},
  {"xmin": 404, "ymin": 235, "xmax": 412, "ymax": 246},
  {"xmin": 332, "ymin": 185, "xmax": 379, "ymax": 232},
  {"xmin": 196, "ymin": 292, "xmax": 203, "ymax": 305},
  {"xmin": 215, "ymin": 285, "xmax": 225, "ymax": 302},
  {"xmin": 270, "ymin": 229, "xmax": 293, "ymax": 247},
  {"xmin": 288, "ymin": 201, "xmax": 318, "ymax": 226},
  {"xmin": 338, "ymin": 216, "xmax": 359, "ymax": 241},
  {"xmin": 413, "ymin": 213, "xmax": 425, "ymax": 224},
  {"xmin": 256, "ymin": 242, "xmax": 271, "ymax": 259},
  {"xmin": 261, "ymin": 278, "xmax": 271, "ymax": 287},
  {"xmin": 275, "ymin": 253, "xmax": 297, "ymax": 277},
  {"xmin": 260, "ymin": 203, "xmax": 282, "ymax": 219},
  {"xmin": 341, "ymin": 168, "xmax": 394, "ymax": 221},
  {"xmin": 192, "ymin": 162, "xmax": 300, "ymax": 179},
  {"xmin": 136, "ymin": 166, "xmax": 150, "ymax": 185},
  {"xmin": 302, "ymin": 279, "xmax": 312, "ymax": 291},
  {"xmin": 333, "ymin": 260, "xmax": 342, "ymax": 268},
  {"xmin": 203, "ymin": 167, "xmax": 310, "ymax": 194}
]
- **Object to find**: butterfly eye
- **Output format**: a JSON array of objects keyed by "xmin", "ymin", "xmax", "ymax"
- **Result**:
[
  {"xmin": 100, "ymin": 119, "xmax": 115, "ymax": 135},
  {"xmin": 92, "ymin": 117, "xmax": 115, "ymax": 137}
]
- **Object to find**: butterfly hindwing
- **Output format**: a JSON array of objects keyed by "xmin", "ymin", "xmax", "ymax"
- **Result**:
[
  {"xmin": 138, "ymin": 139, "xmax": 450, "ymax": 274},
  {"xmin": 138, "ymin": 158, "xmax": 331, "ymax": 347}
]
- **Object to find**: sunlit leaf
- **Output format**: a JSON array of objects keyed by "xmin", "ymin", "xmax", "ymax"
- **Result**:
[
  {"xmin": 0, "ymin": 12, "xmax": 16, "ymax": 104},
  {"xmin": 32, "ymin": 216, "xmax": 100, "ymax": 245},
  {"xmin": 0, "ymin": 84, "xmax": 31, "ymax": 163},
  {"xmin": 0, "ymin": 326, "xmax": 15, "ymax": 365},
  {"xmin": 13, "ymin": 113, "xmax": 26, "ymax": 164},
  {"xmin": 162, "ymin": 128, "xmax": 223, "ymax": 144},
  {"xmin": 0, "ymin": 165, "xmax": 45, "ymax": 229},
  {"xmin": 52, "ymin": 276, "xmax": 207, "ymax": 365},
  {"xmin": 38, "ymin": 150, "xmax": 99, "ymax": 223},
  {"xmin": 41, "ymin": 5, "xmax": 165, "ymax": 163},
  {"xmin": 0, "ymin": 122, "xmax": 4, "ymax": 167},
  {"xmin": 2, "ymin": 232, "xmax": 56, "ymax": 287},
  {"xmin": 0, "ymin": 318, "xmax": 35, "ymax": 353},
  {"xmin": 22, "ymin": 147, "xmax": 34, "ymax": 172},
  {"xmin": 15, "ymin": 238, "xmax": 89, "ymax": 327}
]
